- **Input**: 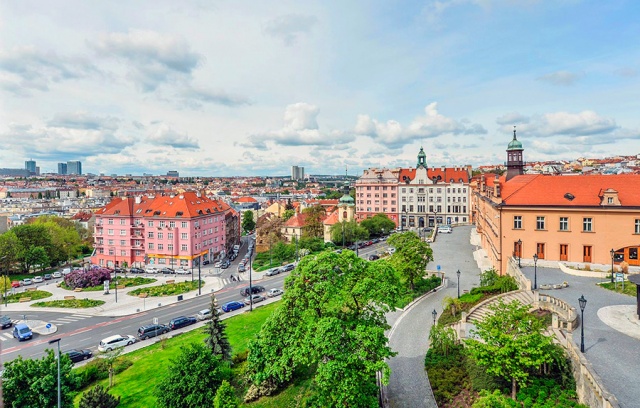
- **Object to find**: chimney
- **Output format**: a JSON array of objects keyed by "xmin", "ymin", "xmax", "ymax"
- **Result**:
[{"xmin": 135, "ymin": 196, "xmax": 141, "ymax": 204}]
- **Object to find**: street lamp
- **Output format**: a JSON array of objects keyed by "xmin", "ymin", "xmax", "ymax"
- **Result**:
[
  {"xmin": 533, "ymin": 253, "xmax": 538, "ymax": 290},
  {"xmin": 249, "ymin": 246, "xmax": 254, "ymax": 312},
  {"xmin": 48, "ymin": 338, "xmax": 62, "ymax": 408},
  {"xmin": 198, "ymin": 256, "xmax": 202, "ymax": 296},
  {"xmin": 456, "ymin": 269, "xmax": 461, "ymax": 298},
  {"xmin": 578, "ymin": 294, "xmax": 587, "ymax": 353},
  {"xmin": 432, "ymin": 309, "xmax": 437, "ymax": 325},
  {"xmin": 610, "ymin": 248, "xmax": 615, "ymax": 284},
  {"xmin": 110, "ymin": 247, "xmax": 118, "ymax": 303},
  {"xmin": 517, "ymin": 239, "xmax": 522, "ymax": 268},
  {"xmin": 1, "ymin": 255, "xmax": 8, "ymax": 307}
]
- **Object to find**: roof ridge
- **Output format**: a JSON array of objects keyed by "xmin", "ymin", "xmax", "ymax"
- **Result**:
[{"xmin": 501, "ymin": 174, "xmax": 542, "ymax": 202}]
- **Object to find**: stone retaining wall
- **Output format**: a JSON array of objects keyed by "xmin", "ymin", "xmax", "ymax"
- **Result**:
[{"xmin": 506, "ymin": 256, "xmax": 531, "ymax": 290}]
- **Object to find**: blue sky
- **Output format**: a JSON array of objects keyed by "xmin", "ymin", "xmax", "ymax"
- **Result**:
[{"xmin": 1, "ymin": 0, "xmax": 638, "ymax": 176}]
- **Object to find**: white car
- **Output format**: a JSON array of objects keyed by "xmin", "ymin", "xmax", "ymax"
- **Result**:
[
  {"xmin": 213, "ymin": 261, "xmax": 223, "ymax": 268},
  {"xmin": 196, "ymin": 309, "xmax": 213, "ymax": 321},
  {"xmin": 175, "ymin": 268, "xmax": 190, "ymax": 275},
  {"xmin": 145, "ymin": 267, "xmax": 159, "ymax": 274},
  {"xmin": 52, "ymin": 271, "xmax": 62, "ymax": 279},
  {"xmin": 98, "ymin": 335, "xmax": 136, "ymax": 352},
  {"xmin": 438, "ymin": 225, "xmax": 453, "ymax": 234},
  {"xmin": 22, "ymin": 278, "xmax": 33, "ymax": 286},
  {"xmin": 33, "ymin": 276, "xmax": 44, "ymax": 283},
  {"xmin": 267, "ymin": 288, "xmax": 284, "ymax": 297}
]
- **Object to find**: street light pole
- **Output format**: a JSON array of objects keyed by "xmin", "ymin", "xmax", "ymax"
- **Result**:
[
  {"xmin": 578, "ymin": 294, "xmax": 587, "ymax": 352},
  {"xmin": 517, "ymin": 239, "xmax": 522, "ymax": 268},
  {"xmin": 533, "ymin": 253, "xmax": 538, "ymax": 290},
  {"xmin": 48, "ymin": 338, "xmax": 61, "ymax": 408},
  {"xmin": 249, "ymin": 246, "xmax": 253, "ymax": 312},
  {"xmin": 111, "ymin": 247, "xmax": 118, "ymax": 303},
  {"xmin": 432, "ymin": 309, "xmax": 437, "ymax": 326},
  {"xmin": 456, "ymin": 269, "xmax": 461, "ymax": 298},
  {"xmin": 2, "ymin": 255, "xmax": 8, "ymax": 307},
  {"xmin": 198, "ymin": 256, "xmax": 201, "ymax": 296},
  {"xmin": 610, "ymin": 248, "xmax": 615, "ymax": 283}
]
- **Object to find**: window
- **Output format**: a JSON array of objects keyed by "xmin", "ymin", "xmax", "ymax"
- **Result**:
[
  {"xmin": 559, "ymin": 217, "xmax": 569, "ymax": 231},
  {"xmin": 168, "ymin": 244, "xmax": 174, "ymax": 251},
  {"xmin": 630, "ymin": 248, "xmax": 638, "ymax": 260},
  {"xmin": 119, "ymin": 230, "xmax": 126, "ymax": 236},
  {"xmin": 120, "ymin": 240, "xmax": 125, "ymax": 246},
  {"xmin": 583, "ymin": 218, "xmax": 592, "ymax": 232},
  {"xmin": 107, "ymin": 229, "xmax": 114, "ymax": 235},
  {"xmin": 181, "ymin": 222, "xmax": 187, "ymax": 228},
  {"xmin": 158, "ymin": 244, "xmax": 163, "ymax": 250},
  {"xmin": 635, "ymin": 219, "xmax": 640, "ymax": 234},
  {"xmin": 168, "ymin": 233, "xmax": 174, "ymax": 239},
  {"xmin": 536, "ymin": 216, "xmax": 545, "ymax": 230},
  {"xmin": 157, "ymin": 232, "xmax": 163, "ymax": 239},
  {"xmin": 108, "ymin": 219, "xmax": 113, "ymax": 225},
  {"xmin": 148, "ymin": 221, "xmax": 154, "ymax": 227},
  {"xmin": 608, "ymin": 197, "xmax": 613, "ymax": 204},
  {"xmin": 159, "ymin": 221, "xmax": 165, "ymax": 228},
  {"xmin": 148, "ymin": 232, "xmax": 154, "ymax": 238},
  {"xmin": 108, "ymin": 239, "xmax": 114, "ymax": 245},
  {"xmin": 120, "ymin": 250, "xmax": 126, "ymax": 256},
  {"xmin": 148, "ymin": 243, "xmax": 154, "ymax": 250},
  {"xmin": 181, "ymin": 233, "xmax": 188, "ymax": 239},
  {"xmin": 181, "ymin": 244, "xmax": 188, "ymax": 251},
  {"xmin": 169, "ymin": 221, "xmax": 175, "ymax": 228},
  {"xmin": 513, "ymin": 216, "xmax": 522, "ymax": 229},
  {"xmin": 120, "ymin": 219, "xmax": 126, "ymax": 225}
]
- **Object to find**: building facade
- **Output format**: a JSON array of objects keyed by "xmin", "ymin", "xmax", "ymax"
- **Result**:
[
  {"xmin": 58, "ymin": 163, "xmax": 68, "ymax": 175},
  {"xmin": 291, "ymin": 165, "xmax": 304, "ymax": 180},
  {"xmin": 67, "ymin": 160, "xmax": 82, "ymax": 175},
  {"xmin": 473, "ymin": 134, "xmax": 640, "ymax": 274},
  {"xmin": 91, "ymin": 192, "xmax": 240, "ymax": 268},
  {"xmin": 25, "ymin": 160, "xmax": 36, "ymax": 174}
]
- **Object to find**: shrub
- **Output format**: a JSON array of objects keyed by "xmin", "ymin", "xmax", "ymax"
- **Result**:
[
  {"xmin": 232, "ymin": 350, "xmax": 249, "ymax": 364},
  {"xmin": 620, "ymin": 261, "xmax": 629, "ymax": 274},
  {"xmin": 64, "ymin": 268, "xmax": 111, "ymax": 289}
]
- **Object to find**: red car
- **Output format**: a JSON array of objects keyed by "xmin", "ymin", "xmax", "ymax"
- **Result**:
[{"xmin": 11, "ymin": 281, "xmax": 21, "ymax": 288}]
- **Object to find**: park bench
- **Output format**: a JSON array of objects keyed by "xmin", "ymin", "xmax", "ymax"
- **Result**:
[
  {"xmin": 64, "ymin": 296, "xmax": 76, "ymax": 300},
  {"xmin": 19, "ymin": 297, "xmax": 31, "ymax": 303}
]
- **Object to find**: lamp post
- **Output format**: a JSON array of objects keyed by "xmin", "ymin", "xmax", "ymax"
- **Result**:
[
  {"xmin": 533, "ymin": 253, "xmax": 538, "ymax": 290},
  {"xmin": 198, "ymin": 256, "xmax": 201, "ymax": 296},
  {"xmin": 578, "ymin": 294, "xmax": 587, "ymax": 352},
  {"xmin": 2, "ymin": 255, "xmax": 8, "ymax": 307},
  {"xmin": 610, "ymin": 248, "xmax": 615, "ymax": 283},
  {"xmin": 456, "ymin": 269, "xmax": 461, "ymax": 298},
  {"xmin": 517, "ymin": 239, "xmax": 522, "ymax": 268},
  {"xmin": 249, "ymin": 246, "xmax": 253, "ymax": 312},
  {"xmin": 432, "ymin": 309, "xmax": 437, "ymax": 326},
  {"xmin": 110, "ymin": 247, "xmax": 118, "ymax": 303},
  {"xmin": 48, "ymin": 337, "xmax": 62, "ymax": 408}
]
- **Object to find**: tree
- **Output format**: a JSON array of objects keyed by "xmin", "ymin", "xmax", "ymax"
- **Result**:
[
  {"xmin": 387, "ymin": 232, "xmax": 433, "ymax": 291},
  {"xmin": 3, "ymin": 349, "xmax": 79, "ymax": 407},
  {"xmin": 360, "ymin": 214, "xmax": 396, "ymax": 237},
  {"xmin": 213, "ymin": 380, "xmax": 238, "ymax": 408},
  {"xmin": 242, "ymin": 210, "xmax": 256, "ymax": 233},
  {"xmin": 428, "ymin": 324, "xmax": 457, "ymax": 357},
  {"xmin": 203, "ymin": 295, "xmax": 232, "ymax": 361},
  {"xmin": 79, "ymin": 384, "xmax": 120, "ymax": 408},
  {"xmin": 100, "ymin": 347, "xmax": 124, "ymax": 387},
  {"xmin": 329, "ymin": 220, "xmax": 368, "ymax": 245},
  {"xmin": 465, "ymin": 300, "xmax": 556, "ymax": 400},
  {"xmin": 301, "ymin": 205, "xmax": 325, "ymax": 239},
  {"xmin": 245, "ymin": 251, "xmax": 402, "ymax": 405},
  {"xmin": 282, "ymin": 209, "xmax": 296, "ymax": 221},
  {"xmin": 155, "ymin": 343, "xmax": 230, "ymax": 408},
  {"xmin": 24, "ymin": 246, "xmax": 49, "ymax": 272},
  {"xmin": 285, "ymin": 198, "xmax": 295, "ymax": 210}
]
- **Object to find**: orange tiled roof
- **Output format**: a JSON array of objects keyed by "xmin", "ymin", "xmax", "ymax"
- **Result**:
[
  {"xmin": 501, "ymin": 174, "xmax": 640, "ymax": 206},
  {"xmin": 236, "ymin": 196, "xmax": 257, "ymax": 203},
  {"xmin": 284, "ymin": 213, "xmax": 308, "ymax": 228},
  {"xmin": 323, "ymin": 210, "xmax": 339, "ymax": 226},
  {"xmin": 97, "ymin": 192, "xmax": 231, "ymax": 218}
]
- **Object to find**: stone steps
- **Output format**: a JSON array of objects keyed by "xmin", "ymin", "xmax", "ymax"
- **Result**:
[{"xmin": 467, "ymin": 290, "xmax": 534, "ymax": 323}]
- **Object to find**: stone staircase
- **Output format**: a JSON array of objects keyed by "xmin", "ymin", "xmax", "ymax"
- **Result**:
[{"xmin": 466, "ymin": 290, "xmax": 535, "ymax": 323}]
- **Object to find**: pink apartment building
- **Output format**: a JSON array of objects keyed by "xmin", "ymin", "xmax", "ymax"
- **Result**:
[{"xmin": 91, "ymin": 192, "xmax": 240, "ymax": 269}]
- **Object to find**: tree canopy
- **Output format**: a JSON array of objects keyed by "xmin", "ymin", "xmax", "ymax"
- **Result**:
[
  {"xmin": 241, "ymin": 210, "xmax": 256, "ymax": 233},
  {"xmin": 301, "ymin": 205, "xmax": 325, "ymax": 239},
  {"xmin": 329, "ymin": 220, "xmax": 369, "ymax": 245},
  {"xmin": 203, "ymin": 294, "xmax": 232, "ymax": 361},
  {"xmin": 245, "ymin": 250, "xmax": 402, "ymax": 406},
  {"xmin": 465, "ymin": 299, "xmax": 556, "ymax": 399},
  {"xmin": 360, "ymin": 214, "xmax": 396, "ymax": 237},
  {"xmin": 387, "ymin": 231, "xmax": 433, "ymax": 291}
]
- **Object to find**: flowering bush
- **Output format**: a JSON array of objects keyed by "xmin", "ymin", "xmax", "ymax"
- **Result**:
[{"xmin": 63, "ymin": 268, "xmax": 112, "ymax": 289}]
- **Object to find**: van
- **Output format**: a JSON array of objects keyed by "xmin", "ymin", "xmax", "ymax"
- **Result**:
[
  {"xmin": 240, "ymin": 285, "xmax": 265, "ymax": 297},
  {"xmin": 13, "ymin": 323, "xmax": 32, "ymax": 341},
  {"xmin": 233, "ymin": 244, "xmax": 240, "ymax": 252},
  {"xmin": 137, "ymin": 324, "xmax": 170, "ymax": 340}
]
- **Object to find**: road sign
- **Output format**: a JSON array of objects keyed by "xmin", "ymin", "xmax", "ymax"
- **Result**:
[
  {"xmin": 616, "ymin": 273, "xmax": 624, "ymax": 282},
  {"xmin": 153, "ymin": 317, "xmax": 158, "ymax": 325},
  {"xmin": 437, "ymin": 265, "xmax": 441, "ymax": 271},
  {"xmin": 45, "ymin": 323, "xmax": 51, "ymax": 329}
]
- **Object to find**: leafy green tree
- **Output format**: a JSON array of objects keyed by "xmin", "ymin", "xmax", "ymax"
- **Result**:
[
  {"xmin": 329, "ymin": 220, "xmax": 368, "ymax": 245},
  {"xmin": 213, "ymin": 380, "xmax": 238, "ymax": 408},
  {"xmin": 241, "ymin": 210, "xmax": 256, "ymax": 233},
  {"xmin": 203, "ymin": 295, "xmax": 232, "ymax": 360},
  {"xmin": 465, "ymin": 300, "xmax": 556, "ymax": 400},
  {"xmin": 24, "ymin": 246, "xmax": 49, "ymax": 272},
  {"xmin": 245, "ymin": 251, "xmax": 402, "ymax": 405},
  {"xmin": 387, "ymin": 231, "xmax": 433, "ymax": 291},
  {"xmin": 301, "ymin": 205, "xmax": 325, "ymax": 239},
  {"xmin": 360, "ymin": 214, "xmax": 396, "ymax": 237},
  {"xmin": 79, "ymin": 384, "xmax": 120, "ymax": 408},
  {"xmin": 0, "ymin": 231, "xmax": 20, "ymax": 275},
  {"xmin": 100, "ymin": 347, "xmax": 124, "ymax": 387},
  {"xmin": 282, "ymin": 209, "xmax": 296, "ymax": 221},
  {"xmin": 429, "ymin": 324, "xmax": 457, "ymax": 357},
  {"xmin": 155, "ymin": 343, "xmax": 230, "ymax": 408},
  {"xmin": 3, "ymin": 349, "xmax": 79, "ymax": 408}
]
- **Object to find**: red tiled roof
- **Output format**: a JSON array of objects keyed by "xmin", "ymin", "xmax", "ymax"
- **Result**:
[
  {"xmin": 323, "ymin": 210, "xmax": 339, "ymax": 226},
  {"xmin": 284, "ymin": 213, "xmax": 308, "ymax": 228},
  {"xmin": 236, "ymin": 196, "xmax": 257, "ymax": 203},
  {"xmin": 97, "ymin": 192, "xmax": 231, "ymax": 218},
  {"xmin": 501, "ymin": 174, "xmax": 640, "ymax": 206}
]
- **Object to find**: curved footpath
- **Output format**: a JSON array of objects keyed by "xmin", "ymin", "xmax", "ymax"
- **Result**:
[{"xmin": 386, "ymin": 226, "xmax": 484, "ymax": 408}]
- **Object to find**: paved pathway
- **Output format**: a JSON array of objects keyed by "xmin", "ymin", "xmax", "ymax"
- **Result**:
[
  {"xmin": 520, "ymin": 266, "xmax": 638, "ymax": 408},
  {"xmin": 387, "ymin": 226, "xmax": 484, "ymax": 408}
]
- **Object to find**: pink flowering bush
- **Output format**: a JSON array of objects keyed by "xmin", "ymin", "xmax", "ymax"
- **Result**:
[{"xmin": 63, "ymin": 268, "xmax": 112, "ymax": 289}]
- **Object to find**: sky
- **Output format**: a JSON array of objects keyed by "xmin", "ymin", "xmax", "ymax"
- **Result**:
[{"xmin": 1, "ymin": 0, "xmax": 639, "ymax": 177}]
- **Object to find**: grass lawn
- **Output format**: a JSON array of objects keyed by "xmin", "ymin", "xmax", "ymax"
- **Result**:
[
  {"xmin": 2, "ymin": 290, "xmax": 52, "ymax": 303},
  {"xmin": 127, "ymin": 280, "xmax": 202, "ymax": 297},
  {"xmin": 599, "ymin": 281, "xmax": 636, "ymax": 297},
  {"xmin": 32, "ymin": 299, "xmax": 105, "ymax": 308},
  {"xmin": 73, "ymin": 302, "xmax": 280, "ymax": 407},
  {"xmin": 61, "ymin": 277, "xmax": 156, "ymax": 292}
]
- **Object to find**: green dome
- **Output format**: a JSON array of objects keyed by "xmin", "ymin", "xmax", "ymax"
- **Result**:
[
  {"xmin": 507, "ymin": 128, "xmax": 523, "ymax": 150},
  {"xmin": 339, "ymin": 194, "xmax": 355, "ymax": 205}
]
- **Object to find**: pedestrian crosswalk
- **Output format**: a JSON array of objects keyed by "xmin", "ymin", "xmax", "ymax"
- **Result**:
[
  {"xmin": 48, "ymin": 313, "xmax": 93, "ymax": 326},
  {"xmin": 0, "ymin": 332, "xmax": 14, "ymax": 341}
]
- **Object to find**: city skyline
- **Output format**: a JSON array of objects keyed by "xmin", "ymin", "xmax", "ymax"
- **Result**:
[{"xmin": 1, "ymin": 1, "xmax": 640, "ymax": 176}]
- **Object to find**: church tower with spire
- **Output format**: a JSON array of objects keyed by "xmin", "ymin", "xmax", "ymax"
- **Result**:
[
  {"xmin": 505, "ymin": 127, "xmax": 524, "ymax": 181},
  {"xmin": 416, "ymin": 147, "xmax": 427, "ymax": 168}
]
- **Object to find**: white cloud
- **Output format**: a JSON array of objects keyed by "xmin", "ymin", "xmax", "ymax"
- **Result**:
[
  {"xmin": 146, "ymin": 123, "xmax": 199, "ymax": 149},
  {"xmin": 537, "ymin": 70, "xmax": 583, "ymax": 86},
  {"xmin": 263, "ymin": 14, "xmax": 318, "ymax": 46}
]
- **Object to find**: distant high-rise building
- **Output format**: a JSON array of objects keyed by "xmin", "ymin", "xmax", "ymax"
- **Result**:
[
  {"xmin": 167, "ymin": 170, "xmax": 179, "ymax": 178},
  {"xmin": 25, "ymin": 160, "xmax": 36, "ymax": 174},
  {"xmin": 58, "ymin": 163, "xmax": 68, "ymax": 175},
  {"xmin": 291, "ymin": 165, "xmax": 304, "ymax": 180},
  {"xmin": 67, "ymin": 160, "xmax": 82, "ymax": 175}
]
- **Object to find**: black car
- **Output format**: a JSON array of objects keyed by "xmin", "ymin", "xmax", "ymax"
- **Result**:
[
  {"xmin": 202, "ymin": 260, "xmax": 210, "ymax": 265},
  {"xmin": 168, "ymin": 316, "xmax": 197, "ymax": 330},
  {"xmin": 65, "ymin": 349, "xmax": 93, "ymax": 363},
  {"xmin": 368, "ymin": 254, "xmax": 380, "ymax": 261},
  {"xmin": 240, "ymin": 285, "xmax": 265, "ymax": 297},
  {"xmin": 348, "ymin": 244, "xmax": 357, "ymax": 250},
  {"xmin": 281, "ymin": 263, "xmax": 295, "ymax": 272},
  {"xmin": 137, "ymin": 324, "xmax": 170, "ymax": 340},
  {"xmin": 0, "ymin": 315, "xmax": 12, "ymax": 329},
  {"xmin": 129, "ymin": 267, "xmax": 145, "ymax": 274},
  {"xmin": 161, "ymin": 268, "xmax": 175, "ymax": 274}
]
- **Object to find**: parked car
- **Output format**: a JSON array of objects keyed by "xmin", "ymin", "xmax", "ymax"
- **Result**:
[
  {"xmin": 22, "ymin": 278, "xmax": 33, "ymax": 286},
  {"xmin": 244, "ymin": 294, "xmax": 265, "ymax": 305},
  {"xmin": 202, "ymin": 260, "xmax": 210, "ymax": 265},
  {"xmin": 175, "ymin": 268, "xmax": 190, "ymax": 275},
  {"xmin": 281, "ymin": 263, "xmax": 295, "ymax": 272},
  {"xmin": 137, "ymin": 324, "xmax": 170, "ymax": 340},
  {"xmin": 221, "ymin": 261, "xmax": 230, "ymax": 269},
  {"xmin": 388, "ymin": 247, "xmax": 396, "ymax": 254},
  {"xmin": 0, "ymin": 315, "xmax": 13, "ymax": 329},
  {"xmin": 98, "ymin": 335, "xmax": 136, "ymax": 352},
  {"xmin": 240, "ymin": 258, "xmax": 249, "ymax": 266},
  {"xmin": 267, "ymin": 288, "xmax": 284, "ymax": 297},
  {"xmin": 438, "ymin": 225, "xmax": 452, "ymax": 234},
  {"xmin": 237, "ymin": 264, "xmax": 246, "ymax": 272},
  {"xmin": 65, "ymin": 349, "xmax": 93, "ymax": 363},
  {"xmin": 368, "ymin": 254, "xmax": 380, "ymax": 261},
  {"xmin": 240, "ymin": 285, "xmax": 265, "ymax": 297},
  {"xmin": 11, "ymin": 281, "xmax": 21, "ymax": 288},
  {"xmin": 265, "ymin": 268, "xmax": 280, "ymax": 276},
  {"xmin": 221, "ymin": 301, "xmax": 245, "ymax": 312},
  {"xmin": 196, "ymin": 309, "xmax": 213, "ymax": 321},
  {"xmin": 13, "ymin": 323, "xmax": 33, "ymax": 341},
  {"xmin": 168, "ymin": 316, "xmax": 197, "ymax": 330},
  {"xmin": 213, "ymin": 261, "xmax": 223, "ymax": 268},
  {"xmin": 161, "ymin": 268, "xmax": 176, "ymax": 274},
  {"xmin": 43, "ymin": 274, "xmax": 52, "ymax": 280},
  {"xmin": 145, "ymin": 267, "xmax": 159, "ymax": 274},
  {"xmin": 33, "ymin": 276, "xmax": 44, "ymax": 283}
]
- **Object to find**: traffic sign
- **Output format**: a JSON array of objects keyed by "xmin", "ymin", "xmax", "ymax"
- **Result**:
[
  {"xmin": 153, "ymin": 317, "xmax": 158, "ymax": 325},
  {"xmin": 616, "ymin": 273, "xmax": 624, "ymax": 283},
  {"xmin": 437, "ymin": 265, "xmax": 441, "ymax": 271},
  {"xmin": 45, "ymin": 323, "xmax": 51, "ymax": 329}
]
